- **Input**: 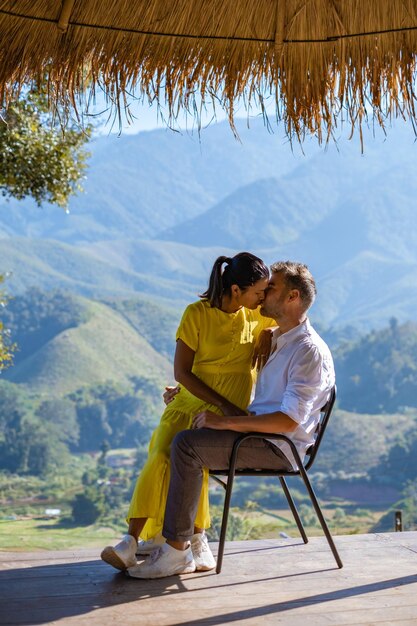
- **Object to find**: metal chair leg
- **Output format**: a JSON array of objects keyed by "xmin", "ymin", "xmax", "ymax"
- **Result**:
[
  {"xmin": 215, "ymin": 439, "xmax": 244, "ymax": 574},
  {"xmin": 279, "ymin": 477, "xmax": 308, "ymax": 544},
  {"xmin": 216, "ymin": 469, "xmax": 236, "ymax": 574},
  {"xmin": 298, "ymin": 465, "xmax": 343, "ymax": 568}
]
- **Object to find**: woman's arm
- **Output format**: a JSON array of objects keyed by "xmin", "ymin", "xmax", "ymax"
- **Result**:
[
  {"xmin": 252, "ymin": 327, "xmax": 275, "ymax": 370},
  {"xmin": 174, "ymin": 339, "xmax": 246, "ymax": 416}
]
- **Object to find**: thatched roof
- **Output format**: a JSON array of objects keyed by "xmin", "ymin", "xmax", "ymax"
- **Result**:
[{"xmin": 1, "ymin": 1, "xmax": 417, "ymax": 141}]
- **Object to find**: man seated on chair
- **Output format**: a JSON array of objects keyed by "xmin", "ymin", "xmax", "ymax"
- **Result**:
[{"xmin": 127, "ymin": 261, "xmax": 335, "ymax": 579}]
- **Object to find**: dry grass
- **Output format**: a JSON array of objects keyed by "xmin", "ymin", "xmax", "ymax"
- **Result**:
[{"xmin": 1, "ymin": 1, "xmax": 417, "ymax": 142}]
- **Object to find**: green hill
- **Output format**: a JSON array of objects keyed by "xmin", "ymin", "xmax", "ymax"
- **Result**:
[
  {"xmin": 3, "ymin": 292, "xmax": 174, "ymax": 395},
  {"xmin": 106, "ymin": 296, "xmax": 181, "ymax": 360},
  {"xmin": 0, "ymin": 289, "xmax": 179, "ymax": 468}
]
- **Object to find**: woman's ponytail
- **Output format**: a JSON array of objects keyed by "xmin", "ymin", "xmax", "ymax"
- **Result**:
[{"xmin": 200, "ymin": 256, "xmax": 231, "ymax": 308}]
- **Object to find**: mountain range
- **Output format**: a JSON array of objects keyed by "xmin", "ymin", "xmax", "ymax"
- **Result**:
[{"xmin": 1, "ymin": 117, "xmax": 417, "ymax": 330}]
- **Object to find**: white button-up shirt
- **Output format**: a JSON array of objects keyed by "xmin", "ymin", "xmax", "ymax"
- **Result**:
[{"xmin": 248, "ymin": 318, "xmax": 335, "ymax": 469}]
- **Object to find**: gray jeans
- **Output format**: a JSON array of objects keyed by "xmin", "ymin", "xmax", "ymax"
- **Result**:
[{"xmin": 163, "ymin": 428, "xmax": 292, "ymax": 542}]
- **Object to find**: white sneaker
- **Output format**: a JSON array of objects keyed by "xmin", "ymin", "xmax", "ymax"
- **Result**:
[
  {"xmin": 127, "ymin": 543, "xmax": 196, "ymax": 579},
  {"xmin": 101, "ymin": 534, "xmax": 137, "ymax": 571},
  {"xmin": 191, "ymin": 532, "xmax": 216, "ymax": 571},
  {"xmin": 136, "ymin": 534, "xmax": 166, "ymax": 556}
]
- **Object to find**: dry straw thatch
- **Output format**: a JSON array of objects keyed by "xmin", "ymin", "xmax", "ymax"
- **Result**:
[{"xmin": 1, "ymin": 0, "xmax": 417, "ymax": 141}]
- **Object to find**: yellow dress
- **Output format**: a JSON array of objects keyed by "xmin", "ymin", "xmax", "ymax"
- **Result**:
[{"xmin": 127, "ymin": 299, "xmax": 275, "ymax": 539}]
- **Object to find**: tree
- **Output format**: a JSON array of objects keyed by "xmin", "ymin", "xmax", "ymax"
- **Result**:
[
  {"xmin": 0, "ymin": 381, "xmax": 34, "ymax": 473},
  {"xmin": 35, "ymin": 398, "xmax": 80, "ymax": 448},
  {"xmin": 0, "ymin": 89, "xmax": 90, "ymax": 364},
  {"xmin": 0, "ymin": 89, "xmax": 91, "ymax": 208},
  {"xmin": 0, "ymin": 381, "xmax": 72, "ymax": 475},
  {"xmin": 71, "ymin": 489, "xmax": 104, "ymax": 525},
  {"xmin": 299, "ymin": 504, "xmax": 319, "ymax": 527},
  {"xmin": 0, "ymin": 276, "xmax": 15, "ymax": 371},
  {"xmin": 370, "ymin": 429, "xmax": 417, "ymax": 488},
  {"xmin": 333, "ymin": 507, "xmax": 346, "ymax": 526}
]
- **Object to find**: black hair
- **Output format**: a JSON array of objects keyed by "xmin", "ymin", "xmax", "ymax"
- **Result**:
[{"xmin": 200, "ymin": 252, "xmax": 269, "ymax": 308}]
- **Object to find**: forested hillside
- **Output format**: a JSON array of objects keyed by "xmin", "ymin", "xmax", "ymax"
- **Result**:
[
  {"xmin": 335, "ymin": 319, "xmax": 417, "ymax": 413},
  {"xmin": 0, "ymin": 289, "xmax": 179, "ymax": 474},
  {"xmin": 1, "ymin": 287, "xmax": 417, "ymax": 538},
  {"xmin": 1, "ymin": 290, "xmax": 417, "ymax": 484}
]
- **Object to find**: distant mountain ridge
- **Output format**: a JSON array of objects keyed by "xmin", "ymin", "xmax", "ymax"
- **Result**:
[
  {"xmin": 1, "ymin": 118, "xmax": 417, "ymax": 330},
  {"xmin": 157, "ymin": 166, "xmax": 340, "ymax": 248},
  {"xmin": 0, "ymin": 119, "xmax": 304, "ymax": 243}
]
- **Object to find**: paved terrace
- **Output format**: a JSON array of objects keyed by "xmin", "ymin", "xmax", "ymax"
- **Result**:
[{"xmin": 1, "ymin": 532, "xmax": 417, "ymax": 625}]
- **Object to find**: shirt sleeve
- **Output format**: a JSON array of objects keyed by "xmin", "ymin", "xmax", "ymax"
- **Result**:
[
  {"xmin": 279, "ymin": 345, "xmax": 327, "ymax": 425},
  {"xmin": 175, "ymin": 303, "xmax": 201, "ymax": 352}
]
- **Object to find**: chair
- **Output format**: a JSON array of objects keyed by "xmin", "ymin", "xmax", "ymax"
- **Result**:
[{"xmin": 209, "ymin": 386, "xmax": 342, "ymax": 573}]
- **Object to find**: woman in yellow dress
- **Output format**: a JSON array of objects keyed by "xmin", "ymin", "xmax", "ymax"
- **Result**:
[{"xmin": 101, "ymin": 252, "xmax": 275, "ymax": 571}]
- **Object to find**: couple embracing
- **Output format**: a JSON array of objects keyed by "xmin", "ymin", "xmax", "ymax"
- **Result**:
[{"xmin": 101, "ymin": 253, "xmax": 335, "ymax": 579}]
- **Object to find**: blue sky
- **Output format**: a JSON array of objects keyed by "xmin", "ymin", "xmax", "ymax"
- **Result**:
[
  {"xmin": 90, "ymin": 89, "xmax": 273, "ymax": 135},
  {"xmin": 93, "ymin": 93, "xmax": 412, "ymax": 150}
]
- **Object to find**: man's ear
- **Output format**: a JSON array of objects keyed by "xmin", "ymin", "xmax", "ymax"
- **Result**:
[{"xmin": 288, "ymin": 289, "xmax": 299, "ymax": 302}]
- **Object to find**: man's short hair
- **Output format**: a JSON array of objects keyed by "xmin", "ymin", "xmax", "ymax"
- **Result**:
[{"xmin": 270, "ymin": 261, "xmax": 317, "ymax": 311}]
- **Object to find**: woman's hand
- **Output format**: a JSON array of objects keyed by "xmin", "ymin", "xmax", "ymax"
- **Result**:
[
  {"xmin": 252, "ymin": 328, "xmax": 274, "ymax": 370},
  {"xmin": 163, "ymin": 385, "xmax": 180, "ymax": 405}
]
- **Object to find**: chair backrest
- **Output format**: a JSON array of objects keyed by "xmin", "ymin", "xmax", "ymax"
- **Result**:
[{"xmin": 303, "ymin": 385, "xmax": 336, "ymax": 471}]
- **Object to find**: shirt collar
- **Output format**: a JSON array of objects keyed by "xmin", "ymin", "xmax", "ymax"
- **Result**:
[{"xmin": 272, "ymin": 317, "xmax": 310, "ymax": 350}]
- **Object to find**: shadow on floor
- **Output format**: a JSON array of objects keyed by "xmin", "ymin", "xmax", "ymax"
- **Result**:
[
  {"xmin": 1, "ymin": 552, "xmax": 415, "ymax": 625},
  {"xmin": 169, "ymin": 573, "xmax": 417, "ymax": 625}
]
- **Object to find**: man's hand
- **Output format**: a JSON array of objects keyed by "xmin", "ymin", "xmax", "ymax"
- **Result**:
[
  {"xmin": 163, "ymin": 385, "xmax": 180, "ymax": 405},
  {"xmin": 193, "ymin": 407, "xmax": 297, "ymax": 434},
  {"xmin": 192, "ymin": 410, "xmax": 226, "ymax": 430},
  {"xmin": 252, "ymin": 328, "xmax": 274, "ymax": 370}
]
